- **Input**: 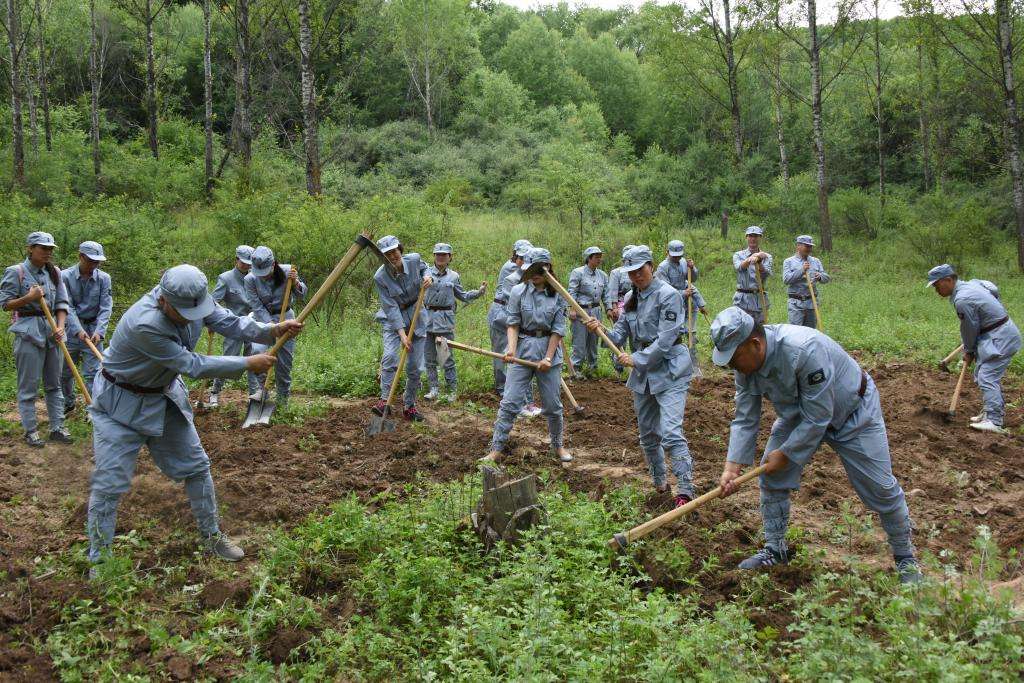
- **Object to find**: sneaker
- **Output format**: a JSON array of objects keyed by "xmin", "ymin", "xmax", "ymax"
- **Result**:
[
  {"xmin": 526, "ymin": 402, "xmax": 542, "ymax": 417},
  {"xmin": 555, "ymin": 448, "xmax": 573, "ymax": 463},
  {"xmin": 371, "ymin": 399, "xmax": 388, "ymax": 416},
  {"xmin": 49, "ymin": 427, "xmax": 73, "ymax": 444},
  {"xmin": 206, "ymin": 393, "xmax": 220, "ymax": 408},
  {"xmin": 674, "ymin": 494, "xmax": 692, "ymax": 508},
  {"xmin": 88, "ymin": 565, "xmax": 99, "ymax": 581},
  {"xmin": 248, "ymin": 390, "xmax": 266, "ymax": 402},
  {"xmin": 479, "ymin": 451, "xmax": 500, "ymax": 463},
  {"xmin": 970, "ymin": 419, "xmax": 1009, "ymax": 435},
  {"xmin": 24, "ymin": 431, "xmax": 45, "ymax": 448},
  {"xmin": 204, "ymin": 532, "xmax": 244, "ymax": 562},
  {"xmin": 445, "ymin": 391, "xmax": 458, "ymax": 404},
  {"xmin": 737, "ymin": 546, "xmax": 789, "ymax": 570},
  {"xmin": 424, "ymin": 387, "xmax": 440, "ymax": 401},
  {"xmin": 969, "ymin": 411, "xmax": 986, "ymax": 423},
  {"xmin": 895, "ymin": 556, "xmax": 922, "ymax": 585},
  {"xmin": 519, "ymin": 403, "xmax": 536, "ymax": 418},
  {"xmin": 403, "ymin": 406, "xmax": 424, "ymax": 422}
]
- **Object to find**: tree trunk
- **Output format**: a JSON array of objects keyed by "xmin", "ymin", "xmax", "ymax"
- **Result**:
[
  {"xmin": 203, "ymin": 0, "xmax": 213, "ymax": 199},
  {"xmin": 26, "ymin": 59, "xmax": 37, "ymax": 153},
  {"xmin": 720, "ymin": 209, "xmax": 729, "ymax": 238},
  {"xmin": 6, "ymin": 0, "xmax": 26, "ymax": 187},
  {"xmin": 35, "ymin": 0, "xmax": 50, "ymax": 151},
  {"xmin": 873, "ymin": 0, "xmax": 885, "ymax": 216},
  {"xmin": 771, "ymin": 54, "xmax": 789, "ymax": 189},
  {"xmin": 89, "ymin": 0, "xmax": 102, "ymax": 188},
  {"xmin": 234, "ymin": 0, "xmax": 252, "ymax": 191},
  {"xmin": 916, "ymin": 41, "xmax": 933, "ymax": 190},
  {"xmin": 298, "ymin": 0, "xmax": 321, "ymax": 196},
  {"xmin": 722, "ymin": 0, "xmax": 742, "ymax": 161},
  {"xmin": 144, "ymin": 0, "xmax": 158, "ymax": 159},
  {"xmin": 997, "ymin": 0, "xmax": 1024, "ymax": 271},
  {"xmin": 807, "ymin": 0, "xmax": 832, "ymax": 251}
]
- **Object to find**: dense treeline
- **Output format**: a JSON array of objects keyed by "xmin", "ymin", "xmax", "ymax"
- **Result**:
[{"xmin": 0, "ymin": 0, "xmax": 1022, "ymax": 269}]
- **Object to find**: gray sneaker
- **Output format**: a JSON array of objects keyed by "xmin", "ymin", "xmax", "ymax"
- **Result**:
[
  {"xmin": 445, "ymin": 391, "xmax": 457, "ymax": 404},
  {"xmin": 738, "ymin": 547, "xmax": 789, "ymax": 570},
  {"xmin": 206, "ymin": 392, "xmax": 220, "ymax": 408},
  {"xmin": 204, "ymin": 533, "xmax": 245, "ymax": 562},
  {"xmin": 24, "ymin": 431, "xmax": 45, "ymax": 448},
  {"xmin": 49, "ymin": 427, "xmax": 74, "ymax": 444},
  {"xmin": 424, "ymin": 386, "xmax": 440, "ymax": 401},
  {"xmin": 896, "ymin": 556, "xmax": 922, "ymax": 584}
]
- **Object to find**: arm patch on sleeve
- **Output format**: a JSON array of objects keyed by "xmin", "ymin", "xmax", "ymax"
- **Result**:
[
  {"xmin": 665, "ymin": 311, "xmax": 677, "ymax": 321},
  {"xmin": 807, "ymin": 369, "xmax": 826, "ymax": 385}
]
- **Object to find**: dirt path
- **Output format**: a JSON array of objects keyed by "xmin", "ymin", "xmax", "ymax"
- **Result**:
[{"xmin": 2, "ymin": 362, "xmax": 1023, "ymax": 679}]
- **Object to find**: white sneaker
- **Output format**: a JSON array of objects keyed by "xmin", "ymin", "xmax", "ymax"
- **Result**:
[
  {"xmin": 445, "ymin": 391, "xmax": 457, "ymax": 403},
  {"xmin": 526, "ymin": 402, "xmax": 542, "ymax": 417},
  {"xmin": 519, "ymin": 403, "xmax": 536, "ymax": 418},
  {"xmin": 207, "ymin": 393, "xmax": 220, "ymax": 408},
  {"xmin": 970, "ymin": 419, "xmax": 1009, "ymax": 435},
  {"xmin": 969, "ymin": 411, "xmax": 986, "ymax": 423},
  {"xmin": 424, "ymin": 387, "xmax": 440, "ymax": 401}
]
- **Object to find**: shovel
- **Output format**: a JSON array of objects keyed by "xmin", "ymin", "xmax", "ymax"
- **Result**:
[
  {"xmin": 946, "ymin": 359, "xmax": 969, "ymax": 422},
  {"xmin": 686, "ymin": 266, "xmax": 702, "ymax": 379},
  {"xmin": 608, "ymin": 463, "xmax": 768, "ymax": 550},
  {"xmin": 939, "ymin": 344, "xmax": 964, "ymax": 373},
  {"xmin": 195, "ymin": 330, "xmax": 218, "ymax": 410},
  {"xmin": 240, "ymin": 230, "xmax": 381, "ymax": 428},
  {"xmin": 805, "ymin": 270, "xmax": 823, "ymax": 330},
  {"xmin": 243, "ymin": 275, "xmax": 294, "ymax": 427},
  {"xmin": 542, "ymin": 270, "xmax": 626, "ymax": 362},
  {"xmin": 438, "ymin": 337, "xmax": 583, "ymax": 412},
  {"xmin": 40, "ymin": 298, "xmax": 91, "ymax": 405},
  {"xmin": 754, "ymin": 264, "xmax": 768, "ymax": 323},
  {"xmin": 367, "ymin": 283, "xmax": 428, "ymax": 436}
]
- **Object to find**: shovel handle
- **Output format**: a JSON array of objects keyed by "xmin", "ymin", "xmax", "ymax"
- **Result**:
[
  {"xmin": 383, "ymin": 282, "xmax": 428, "ymax": 413},
  {"xmin": 83, "ymin": 335, "xmax": 104, "ymax": 361},
  {"xmin": 444, "ymin": 339, "xmax": 579, "ymax": 408},
  {"xmin": 543, "ymin": 270, "xmax": 624, "ymax": 357},
  {"xmin": 942, "ymin": 344, "xmax": 964, "ymax": 366},
  {"xmin": 804, "ymin": 270, "xmax": 822, "ymax": 330},
  {"xmin": 608, "ymin": 464, "xmax": 769, "ymax": 549},
  {"xmin": 686, "ymin": 268, "xmax": 695, "ymax": 349},
  {"xmin": 263, "ymin": 274, "xmax": 294, "ymax": 390},
  {"xmin": 949, "ymin": 359, "xmax": 969, "ymax": 414},
  {"xmin": 40, "ymin": 298, "xmax": 91, "ymax": 405},
  {"xmin": 754, "ymin": 266, "xmax": 768, "ymax": 322}
]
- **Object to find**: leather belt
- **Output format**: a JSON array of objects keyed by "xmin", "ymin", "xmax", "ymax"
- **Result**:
[
  {"xmin": 577, "ymin": 302, "xmax": 599, "ymax": 309},
  {"xmin": 980, "ymin": 316, "xmax": 1009, "ymax": 335},
  {"xmin": 519, "ymin": 329, "xmax": 551, "ymax": 338},
  {"xmin": 788, "ymin": 294, "xmax": 811, "ymax": 301},
  {"xmin": 638, "ymin": 336, "xmax": 685, "ymax": 347},
  {"xmin": 102, "ymin": 369, "xmax": 168, "ymax": 394},
  {"xmin": 427, "ymin": 305, "xmax": 452, "ymax": 311},
  {"xmin": 858, "ymin": 371, "xmax": 868, "ymax": 398},
  {"xmin": 16, "ymin": 310, "xmax": 44, "ymax": 317},
  {"xmin": 493, "ymin": 298, "xmax": 507, "ymax": 305},
  {"xmin": 80, "ymin": 316, "xmax": 97, "ymax": 324},
  {"xmin": 737, "ymin": 288, "xmax": 758, "ymax": 294}
]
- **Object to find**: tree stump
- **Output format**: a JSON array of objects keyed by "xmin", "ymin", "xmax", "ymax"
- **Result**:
[{"xmin": 471, "ymin": 466, "xmax": 546, "ymax": 551}]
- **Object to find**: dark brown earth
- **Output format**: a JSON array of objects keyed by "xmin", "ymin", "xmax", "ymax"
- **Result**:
[{"xmin": 1, "ymin": 361, "xmax": 1022, "ymax": 679}]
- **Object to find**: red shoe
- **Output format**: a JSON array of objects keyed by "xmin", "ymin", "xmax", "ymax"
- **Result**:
[
  {"xmin": 371, "ymin": 399, "xmax": 388, "ymax": 416},
  {"xmin": 403, "ymin": 406, "xmax": 424, "ymax": 422},
  {"xmin": 674, "ymin": 494, "xmax": 692, "ymax": 508}
]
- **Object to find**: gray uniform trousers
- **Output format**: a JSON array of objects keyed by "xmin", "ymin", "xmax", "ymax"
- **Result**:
[
  {"xmin": 14, "ymin": 336, "xmax": 65, "ymax": 432},
  {"xmin": 570, "ymin": 307, "xmax": 602, "ymax": 370},
  {"xmin": 88, "ymin": 395, "xmax": 219, "ymax": 562},
  {"xmin": 212, "ymin": 337, "xmax": 258, "ymax": 394},
  {"xmin": 490, "ymin": 361, "xmax": 563, "ymax": 452},
  {"xmin": 250, "ymin": 312, "xmax": 296, "ymax": 403},
  {"xmin": 787, "ymin": 304, "xmax": 817, "ymax": 328},
  {"xmin": 380, "ymin": 327, "xmax": 425, "ymax": 408},
  {"xmin": 757, "ymin": 376, "xmax": 914, "ymax": 558},
  {"xmin": 425, "ymin": 331, "xmax": 457, "ymax": 390},
  {"xmin": 61, "ymin": 337, "xmax": 102, "ymax": 411},
  {"xmin": 633, "ymin": 372, "xmax": 695, "ymax": 497},
  {"xmin": 974, "ymin": 320, "xmax": 1022, "ymax": 426},
  {"xmin": 487, "ymin": 302, "xmax": 508, "ymax": 393}
]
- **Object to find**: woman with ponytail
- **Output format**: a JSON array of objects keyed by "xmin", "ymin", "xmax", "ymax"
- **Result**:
[
  {"xmin": 244, "ymin": 246, "xmax": 307, "ymax": 407},
  {"xmin": 0, "ymin": 232, "xmax": 73, "ymax": 447}
]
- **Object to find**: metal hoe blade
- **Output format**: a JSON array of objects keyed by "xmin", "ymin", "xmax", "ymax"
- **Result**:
[
  {"xmin": 242, "ymin": 391, "xmax": 276, "ymax": 429},
  {"xmin": 365, "ymin": 407, "xmax": 397, "ymax": 436}
]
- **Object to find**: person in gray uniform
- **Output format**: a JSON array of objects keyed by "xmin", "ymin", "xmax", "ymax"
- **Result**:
[
  {"xmin": 61, "ymin": 240, "xmax": 113, "ymax": 415},
  {"xmin": 244, "ymin": 246, "xmax": 307, "ymax": 407},
  {"xmin": 782, "ymin": 235, "xmax": 830, "ymax": 328},
  {"xmin": 567, "ymin": 246, "xmax": 609, "ymax": 377},
  {"xmin": 732, "ymin": 226, "xmax": 772, "ymax": 324},
  {"xmin": 929, "ymin": 264, "xmax": 1021, "ymax": 434},
  {"xmin": 208, "ymin": 245, "xmax": 258, "ymax": 405},
  {"xmin": 0, "ymin": 231, "xmax": 72, "ymax": 447},
  {"xmin": 605, "ymin": 244, "xmax": 636, "ymax": 374},
  {"xmin": 655, "ymin": 240, "xmax": 707, "ymax": 366},
  {"xmin": 86, "ymin": 265, "xmax": 303, "ymax": 574},
  {"xmin": 500, "ymin": 255, "xmax": 543, "ymax": 417},
  {"xmin": 488, "ymin": 239, "xmax": 532, "ymax": 395},
  {"xmin": 422, "ymin": 242, "xmax": 486, "ymax": 402},
  {"xmin": 711, "ymin": 306, "xmax": 921, "ymax": 584},
  {"xmin": 372, "ymin": 235, "xmax": 433, "ymax": 421},
  {"xmin": 483, "ymin": 248, "xmax": 572, "ymax": 463},
  {"xmin": 589, "ymin": 245, "xmax": 696, "ymax": 506}
]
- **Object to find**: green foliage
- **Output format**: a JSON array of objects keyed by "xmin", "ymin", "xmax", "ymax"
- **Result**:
[{"xmin": 494, "ymin": 16, "xmax": 594, "ymax": 108}]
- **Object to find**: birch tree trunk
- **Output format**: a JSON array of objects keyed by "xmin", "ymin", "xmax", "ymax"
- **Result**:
[
  {"xmin": 202, "ymin": 0, "xmax": 213, "ymax": 198},
  {"xmin": 807, "ymin": 0, "xmax": 833, "ymax": 251},
  {"xmin": 89, "ymin": 0, "xmax": 102, "ymax": 187},
  {"xmin": 996, "ymin": 0, "xmax": 1024, "ymax": 270},
  {"xmin": 144, "ymin": 0, "xmax": 158, "ymax": 159},
  {"xmin": 298, "ymin": 0, "xmax": 321, "ymax": 196},
  {"xmin": 6, "ymin": 0, "xmax": 26, "ymax": 187},
  {"xmin": 35, "ymin": 0, "xmax": 50, "ymax": 151}
]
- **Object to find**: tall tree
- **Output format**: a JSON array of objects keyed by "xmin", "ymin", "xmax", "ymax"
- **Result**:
[
  {"xmin": 859, "ymin": 0, "xmax": 891, "ymax": 218},
  {"xmin": 934, "ymin": 0, "xmax": 1024, "ymax": 270},
  {"xmin": 298, "ymin": 0, "xmax": 321, "ymax": 195},
  {"xmin": 203, "ymin": 0, "xmax": 213, "ymax": 198},
  {"xmin": 231, "ymin": 0, "xmax": 253, "ymax": 190},
  {"xmin": 34, "ymin": 0, "xmax": 49, "ymax": 151},
  {"xmin": 89, "ymin": 0, "xmax": 103, "ymax": 188},
  {"xmin": 112, "ymin": 0, "xmax": 172, "ymax": 159},
  {"xmin": 701, "ymin": 0, "xmax": 747, "ymax": 160},
  {"xmin": 2, "ymin": 0, "xmax": 30, "ymax": 187}
]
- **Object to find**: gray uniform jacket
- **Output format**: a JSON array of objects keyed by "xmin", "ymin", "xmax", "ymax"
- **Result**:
[
  {"xmin": 506, "ymin": 282, "xmax": 567, "ymax": 364},
  {"xmin": 726, "ymin": 325, "xmax": 866, "ymax": 467},
  {"xmin": 0, "ymin": 258, "xmax": 71, "ymax": 347},
  {"xmin": 568, "ymin": 265, "xmax": 608, "ymax": 309},
  {"xmin": 607, "ymin": 279, "xmax": 691, "ymax": 394},
  {"xmin": 654, "ymin": 258, "xmax": 699, "ymax": 290},
  {"xmin": 244, "ymin": 265, "xmax": 307, "ymax": 324},
  {"xmin": 62, "ymin": 265, "xmax": 113, "ymax": 339},
  {"xmin": 782, "ymin": 255, "xmax": 830, "ymax": 309},
  {"xmin": 952, "ymin": 279, "xmax": 1015, "ymax": 355},
  {"xmin": 423, "ymin": 265, "xmax": 483, "ymax": 334},
  {"xmin": 374, "ymin": 254, "xmax": 427, "ymax": 335},
  {"xmin": 96, "ymin": 286, "xmax": 276, "ymax": 436},
  {"xmin": 212, "ymin": 267, "xmax": 252, "ymax": 317},
  {"xmin": 494, "ymin": 260, "xmax": 519, "ymax": 303},
  {"xmin": 732, "ymin": 248, "xmax": 773, "ymax": 311},
  {"xmin": 604, "ymin": 266, "xmax": 632, "ymax": 309}
]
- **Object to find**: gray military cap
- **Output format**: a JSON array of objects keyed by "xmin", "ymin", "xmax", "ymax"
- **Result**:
[
  {"xmin": 235, "ymin": 245, "xmax": 254, "ymax": 264},
  {"xmin": 582, "ymin": 246, "xmax": 603, "ymax": 262},
  {"xmin": 622, "ymin": 245, "xmax": 654, "ymax": 273},
  {"xmin": 160, "ymin": 265, "xmax": 215, "ymax": 321},
  {"xmin": 79, "ymin": 240, "xmax": 107, "ymax": 262},
  {"xmin": 745, "ymin": 226, "xmax": 764, "ymax": 237},
  {"xmin": 377, "ymin": 235, "xmax": 401, "ymax": 254},
  {"xmin": 251, "ymin": 246, "xmax": 276, "ymax": 278},
  {"xmin": 27, "ymin": 231, "xmax": 56, "ymax": 247},
  {"xmin": 926, "ymin": 263, "xmax": 956, "ymax": 288},
  {"xmin": 711, "ymin": 306, "xmax": 756, "ymax": 366},
  {"xmin": 433, "ymin": 242, "xmax": 453, "ymax": 255},
  {"xmin": 521, "ymin": 247, "xmax": 552, "ymax": 270},
  {"xmin": 796, "ymin": 235, "xmax": 814, "ymax": 246},
  {"xmin": 667, "ymin": 240, "xmax": 685, "ymax": 257},
  {"xmin": 621, "ymin": 244, "xmax": 636, "ymax": 259},
  {"xmin": 514, "ymin": 239, "xmax": 533, "ymax": 257}
]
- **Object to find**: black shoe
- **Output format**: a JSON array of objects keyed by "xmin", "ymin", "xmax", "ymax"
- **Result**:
[
  {"xmin": 896, "ymin": 556, "xmax": 922, "ymax": 584},
  {"xmin": 403, "ymin": 406, "xmax": 425, "ymax": 422},
  {"xmin": 25, "ymin": 431, "xmax": 45, "ymax": 448},
  {"xmin": 738, "ymin": 546, "xmax": 789, "ymax": 570},
  {"xmin": 49, "ymin": 427, "xmax": 73, "ymax": 444}
]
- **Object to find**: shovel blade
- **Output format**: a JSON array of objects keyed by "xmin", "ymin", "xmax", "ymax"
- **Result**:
[
  {"xmin": 366, "ymin": 408, "xmax": 397, "ymax": 436},
  {"xmin": 242, "ymin": 392, "xmax": 275, "ymax": 429}
]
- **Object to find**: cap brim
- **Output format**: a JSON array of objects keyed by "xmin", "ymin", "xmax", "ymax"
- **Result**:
[
  {"xmin": 712, "ymin": 344, "xmax": 736, "ymax": 367},
  {"xmin": 668, "ymin": 250, "xmax": 684, "ymax": 257},
  {"xmin": 238, "ymin": 256, "xmax": 252, "ymax": 265},
  {"xmin": 82, "ymin": 253, "xmax": 107, "ymax": 261},
  {"xmin": 380, "ymin": 245, "xmax": 400, "ymax": 254},
  {"xmin": 30, "ymin": 242, "xmax": 56, "ymax": 248},
  {"xmin": 176, "ymin": 293, "xmax": 216, "ymax": 321},
  {"xmin": 622, "ymin": 261, "xmax": 646, "ymax": 273},
  {"xmin": 925, "ymin": 279, "xmax": 939, "ymax": 289},
  {"xmin": 252, "ymin": 264, "xmax": 273, "ymax": 277}
]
